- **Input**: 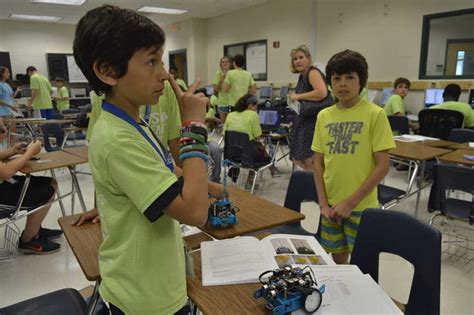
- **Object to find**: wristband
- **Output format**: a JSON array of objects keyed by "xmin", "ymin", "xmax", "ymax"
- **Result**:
[
  {"xmin": 179, "ymin": 151, "xmax": 209, "ymax": 162},
  {"xmin": 182, "ymin": 120, "xmax": 206, "ymax": 128}
]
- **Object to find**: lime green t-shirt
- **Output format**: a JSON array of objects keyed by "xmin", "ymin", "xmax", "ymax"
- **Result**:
[
  {"xmin": 359, "ymin": 88, "xmax": 368, "ymax": 101},
  {"xmin": 223, "ymin": 110, "xmax": 261, "ymax": 140},
  {"xmin": 384, "ymin": 94, "xmax": 405, "ymax": 116},
  {"xmin": 176, "ymin": 78, "xmax": 187, "ymax": 91},
  {"xmin": 89, "ymin": 111, "xmax": 186, "ymax": 314},
  {"xmin": 312, "ymin": 99, "xmax": 395, "ymax": 211},
  {"xmin": 224, "ymin": 69, "xmax": 255, "ymax": 106},
  {"xmin": 140, "ymin": 81, "xmax": 181, "ymax": 143},
  {"xmin": 30, "ymin": 73, "xmax": 52, "ymax": 110},
  {"xmin": 56, "ymin": 86, "xmax": 70, "ymax": 112},
  {"xmin": 430, "ymin": 101, "xmax": 474, "ymax": 127},
  {"xmin": 213, "ymin": 70, "xmax": 229, "ymax": 106},
  {"xmin": 86, "ymin": 92, "xmax": 105, "ymax": 141}
]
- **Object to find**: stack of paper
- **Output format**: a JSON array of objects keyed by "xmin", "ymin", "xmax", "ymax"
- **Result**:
[{"xmin": 394, "ymin": 135, "xmax": 439, "ymax": 142}]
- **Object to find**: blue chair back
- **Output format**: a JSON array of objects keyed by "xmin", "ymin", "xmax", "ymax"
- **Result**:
[
  {"xmin": 351, "ymin": 209, "xmax": 441, "ymax": 315},
  {"xmin": 418, "ymin": 109, "xmax": 464, "ymax": 140},
  {"xmin": 387, "ymin": 115, "xmax": 409, "ymax": 135},
  {"xmin": 41, "ymin": 123, "xmax": 64, "ymax": 152},
  {"xmin": 448, "ymin": 128, "xmax": 474, "ymax": 143}
]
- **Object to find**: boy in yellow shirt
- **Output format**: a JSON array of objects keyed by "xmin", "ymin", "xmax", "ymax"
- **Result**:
[
  {"xmin": 54, "ymin": 77, "xmax": 70, "ymax": 112},
  {"xmin": 312, "ymin": 50, "xmax": 395, "ymax": 264},
  {"xmin": 384, "ymin": 77, "xmax": 410, "ymax": 116}
]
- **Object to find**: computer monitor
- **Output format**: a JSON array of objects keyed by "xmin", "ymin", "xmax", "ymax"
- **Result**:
[
  {"xmin": 279, "ymin": 86, "xmax": 289, "ymax": 99},
  {"xmin": 205, "ymin": 85, "xmax": 214, "ymax": 97},
  {"xmin": 379, "ymin": 87, "xmax": 393, "ymax": 106},
  {"xmin": 259, "ymin": 110, "xmax": 279, "ymax": 125},
  {"xmin": 259, "ymin": 86, "xmax": 273, "ymax": 100},
  {"xmin": 468, "ymin": 89, "xmax": 474, "ymax": 109},
  {"xmin": 424, "ymin": 88, "xmax": 444, "ymax": 107}
]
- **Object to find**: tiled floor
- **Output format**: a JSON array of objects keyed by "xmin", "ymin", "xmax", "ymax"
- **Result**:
[{"xmin": 1, "ymin": 146, "xmax": 473, "ymax": 314}]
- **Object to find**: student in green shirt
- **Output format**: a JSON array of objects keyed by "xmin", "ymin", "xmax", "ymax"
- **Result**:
[
  {"xmin": 73, "ymin": 5, "xmax": 210, "ymax": 314},
  {"xmin": 224, "ymin": 54, "xmax": 257, "ymax": 108},
  {"xmin": 53, "ymin": 77, "xmax": 70, "ymax": 112},
  {"xmin": 213, "ymin": 55, "xmax": 232, "ymax": 123},
  {"xmin": 384, "ymin": 77, "xmax": 410, "ymax": 116},
  {"xmin": 169, "ymin": 68, "xmax": 187, "ymax": 91},
  {"xmin": 430, "ymin": 84, "xmax": 474, "ymax": 128},
  {"xmin": 26, "ymin": 66, "xmax": 53, "ymax": 119}
]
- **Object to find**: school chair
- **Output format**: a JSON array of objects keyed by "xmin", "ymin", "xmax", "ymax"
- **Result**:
[
  {"xmin": 387, "ymin": 115, "xmax": 409, "ymax": 135},
  {"xmin": 41, "ymin": 123, "xmax": 65, "ymax": 152},
  {"xmin": 351, "ymin": 209, "xmax": 441, "ymax": 315},
  {"xmin": 377, "ymin": 184, "xmax": 406, "ymax": 209},
  {"xmin": 418, "ymin": 109, "xmax": 464, "ymax": 140},
  {"xmin": 447, "ymin": 128, "xmax": 474, "ymax": 143},
  {"xmin": 0, "ymin": 288, "xmax": 87, "ymax": 315},
  {"xmin": 223, "ymin": 131, "xmax": 273, "ymax": 193}
]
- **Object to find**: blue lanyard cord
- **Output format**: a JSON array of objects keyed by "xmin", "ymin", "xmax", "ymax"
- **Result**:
[{"xmin": 102, "ymin": 101, "xmax": 174, "ymax": 172}]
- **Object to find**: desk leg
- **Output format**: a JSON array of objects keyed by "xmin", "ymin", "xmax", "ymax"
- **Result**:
[
  {"xmin": 86, "ymin": 280, "xmax": 101, "ymax": 315},
  {"xmin": 415, "ymin": 161, "xmax": 426, "ymax": 217},
  {"xmin": 69, "ymin": 166, "xmax": 87, "ymax": 213},
  {"xmin": 50, "ymin": 169, "xmax": 67, "ymax": 217}
]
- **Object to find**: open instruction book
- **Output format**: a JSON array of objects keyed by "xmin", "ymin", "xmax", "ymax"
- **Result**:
[{"xmin": 201, "ymin": 234, "xmax": 334, "ymax": 286}]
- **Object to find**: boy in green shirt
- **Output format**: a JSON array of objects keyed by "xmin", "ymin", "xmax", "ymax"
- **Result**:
[
  {"xmin": 312, "ymin": 50, "xmax": 395, "ymax": 264},
  {"xmin": 430, "ymin": 84, "xmax": 474, "ymax": 128},
  {"xmin": 26, "ymin": 66, "xmax": 53, "ymax": 119},
  {"xmin": 54, "ymin": 77, "xmax": 70, "ymax": 112},
  {"xmin": 73, "ymin": 5, "xmax": 210, "ymax": 314},
  {"xmin": 384, "ymin": 77, "xmax": 410, "ymax": 116},
  {"xmin": 224, "ymin": 54, "xmax": 257, "ymax": 107}
]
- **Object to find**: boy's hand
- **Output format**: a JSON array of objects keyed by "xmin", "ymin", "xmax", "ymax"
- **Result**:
[
  {"xmin": 330, "ymin": 200, "xmax": 353, "ymax": 220},
  {"xmin": 71, "ymin": 209, "xmax": 100, "ymax": 226},
  {"xmin": 169, "ymin": 75, "xmax": 207, "ymax": 123},
  {"xmin": 320, "ymin": 205, "xmax": 333, "ymax": 220},
  {"xmin": 12, "ymin": 142, "xmax": 27, "ymax": 155},
  {"xmin": 26, "ymin": 140, "xmax": 42, "ymax": 156}
]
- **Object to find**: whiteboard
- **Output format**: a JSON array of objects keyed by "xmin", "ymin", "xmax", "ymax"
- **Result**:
[
  {"xmin": 246, "ymin": 43, "xmax": 266, "ymax": 79},
  {"xmin": 66, "ymin": 55, "xmax": 87, "ymax": 83}
]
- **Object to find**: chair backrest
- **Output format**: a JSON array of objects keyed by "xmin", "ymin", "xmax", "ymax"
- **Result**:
[
  {"xmin": 418, "ymin": 109, "xmax": 464, "ymax": 140},
  {"xmin": 387, "ymin": 115, "xmax": 409, "ymax": 135},
  {"xmin": 448, "ymin": 128, "xmax": 474, "ymax": 143},
  {"xmin": 351, "ymin": 209, "xmax": 441, "ymax": 315},
  {"xmin": 428, "ymin": 164, "xmax": 474, "ymax": 217},
  {"xmin": 41, "ymin": 123, "xmax": 64, "ymax": 152},
  {"xmin": 223, "ymin": 131, "xmax": 258, "ymax": 167}
]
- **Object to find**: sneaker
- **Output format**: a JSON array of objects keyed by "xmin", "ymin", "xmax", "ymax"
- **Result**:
[
  {"xmin": 19, "ymin": 237, "xmax": 61, "ymax": 255},
  {"xmin": 38, "ymin": 227, "xmax": 63, "ymax": 240}
]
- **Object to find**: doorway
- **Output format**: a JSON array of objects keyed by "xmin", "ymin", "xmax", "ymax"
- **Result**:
[{"xmin": 169, "ymin": 49, "xmax": 188, "ymax": 85}]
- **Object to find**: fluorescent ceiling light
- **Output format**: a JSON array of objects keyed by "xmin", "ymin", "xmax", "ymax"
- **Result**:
[
  {"xmin": 10, "ymin": 14, "xmax": 62, "ymax": 22},
  {"xmin": 137, "ymin": 6, "xmax": 188, "ymax": 15},
  {"xmin": 30, "ymin": 0, "xmax": 86, "ymax": 5}
]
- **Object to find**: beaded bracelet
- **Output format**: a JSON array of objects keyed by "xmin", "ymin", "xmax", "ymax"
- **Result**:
[
  {"xmin": 179, "ymin": 151, "xmax": 209, "ymax": 163},
  {"xmin": 180, "ymin": 132, "xmax": 207, "ymax": 144},
  {"xmin": 180, "ymin": 125, "xmax": 207, "ymax": 142},
  {"xmin": 182, "ymin": 120, "xmax": 207, "ymax": 128}
]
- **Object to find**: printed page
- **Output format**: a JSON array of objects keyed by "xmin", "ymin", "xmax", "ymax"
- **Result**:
[
  {"xmin": 180, "ymin": 224, "xmax": 202, "ymax": 237},
  {"xmin": 201, "ymin": 237, "xmax": 274, "ymax": 286}
]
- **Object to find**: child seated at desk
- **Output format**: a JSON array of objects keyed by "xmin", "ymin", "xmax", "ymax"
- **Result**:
[
  {"xmin": 429, "ymin": 83, "xmax": 474, "ymax": 128},
  {"xmin": 74, "ymin": 5, "xmax": 212, "ymax": 314},
  {"xmin": 0, "ymin": 139, "xmax": 62, "ymax": 254}
]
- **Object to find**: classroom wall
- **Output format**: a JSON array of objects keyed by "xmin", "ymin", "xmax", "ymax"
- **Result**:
[{"xmin": 0, "ymin": 20, "xmax": 75, "ymax": 78}]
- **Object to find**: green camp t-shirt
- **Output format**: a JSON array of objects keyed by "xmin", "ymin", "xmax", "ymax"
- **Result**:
[
  {"xmin": 30, "ymin": 73, "xmax": 52, "ymax": 110},
  {"xmin": 86, "ymin": 92, "xmax": 105, "ymax": 141},
  {"xmin": 224, "ymin": 69, "xmax": 255, "ymax": 106},
  {"xmin": 384, "ymin": 94, "xmax": 405, "ymax": 116},
  {"xmin": 430, "ymin": 101, "xmax": 474, "ymax": 127},
  {"xmin": 223, "ymin": 110, "xmax": 261, "ymax": 140},
  {"xmin": 89, "ymin": 110, "xmax": 186, "ymax": 314},
  {"xmin": 56, "ymin": 86, "xmax": 70, "ymax": 112},
  {"xmin": 140, "ymin": 81, "xmax": 181, "ymax": 143},
  {"xmin": 212, "ymin": 70, "xmax": 229, "ymax": 107}
]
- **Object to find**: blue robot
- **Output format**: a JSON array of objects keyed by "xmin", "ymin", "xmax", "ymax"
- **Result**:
[{"xmin": 208, "ymin": 160, "xmax": 238, "ymax": 228}]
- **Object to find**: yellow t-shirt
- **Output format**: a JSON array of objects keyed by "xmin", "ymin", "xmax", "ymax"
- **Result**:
[
  {"xmin": 56, "ymin": 86, "xmax": 70, "ymax": 112},
  {"xmin": 430, "ymin": 101, "xmax": 474, "ymax": 127},
  {"xmin": 86, "ymin": 92, "xmax": 105, "ymax": 141},
  {"xmin": 223, "ymin": 110, "xmax": 261, "ymax": 140},
  {"xmin": 213, "ymin": 70, "xmax": 229, "ymax": 107},
  {"xmin": 312, "ymin": 99, "xmax": 395, "ymax": 210},
  {"xmin": 384, "ymin": 94, "xmax": 406, "ymax": 116},
  {"xmin": 30, "ymin": 73, "xmax": 53, "ymax": 110},
  {"xmin": 224, "ymin": 69, "xmax": 255, "ymax": 106}
]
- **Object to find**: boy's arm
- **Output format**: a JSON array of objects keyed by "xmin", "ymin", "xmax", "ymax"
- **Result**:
[
  {"xmin": 27, "ymin": 89, "xmax": 38, "ymax": 109},
  {"xmin": 331, "ymin": 150, "xmax": 390, "ymax": 220},
  {"xmin": 0, "ymin": 141, "xmax": 41, "ymax": 179},
  {"xmin": 313, "ymin": 153, "xmax": 332, "ymax": 219},
  {"xmin": 173, "ymin": 165, "xmax": 224, "ymax": 199},
  {"xmin": 168, "ymin": 138, "xmax": 183, "ymax": 168}
]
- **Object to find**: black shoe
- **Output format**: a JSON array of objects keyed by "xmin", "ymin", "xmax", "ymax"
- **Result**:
[
  {"xmin": 38, "ymin": 227, "xmax": 63, "ymax": 240},
  {"xmin": 18, "ymin": 236, "xmax": 60, "ymax": 255}
]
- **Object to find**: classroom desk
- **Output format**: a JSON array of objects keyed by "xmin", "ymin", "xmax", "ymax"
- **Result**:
[
  {"xmin": 448, "ymin": 142, "xmax": 474, "ymax": 151},
  {"xmin": 390, "ymin": 141, "xmax": 451, "ymax": 216},
  {"xmin": 439, "ymin": 149, "xmax": 474, "ymax": 166},
  {"xmin": 62, "ymin": 146, "xmax": 89, "ymax": 160},
  {"xmin": 422, "ymin": 139, "xmax": 458, "ymax": 148},
  {"xmin": 200, "ymin": 185, "xmax": 305, "ymax": 240},
  {"xmin": 20, "ymin": 151, "xmax": 89, "ymax": 215}
]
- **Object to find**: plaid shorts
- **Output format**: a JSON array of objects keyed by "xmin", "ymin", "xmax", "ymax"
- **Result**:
[{"xmin": 320, "ymin": 209, "xmax": 363, "ymax": 254}]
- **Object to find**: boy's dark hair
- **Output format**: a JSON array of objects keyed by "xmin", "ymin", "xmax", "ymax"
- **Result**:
[
  {"xmin": 54, "ymin": 77, "xmax": 65, "ymax": 82},
  {"xmin": 393, "ymin": 77, "xmax": 411, "ymax": 89},
  {"xmin": 443, "ymin": 83, "xmax": 461, "ymax": 101},
  {"xmin": 234, "ymin": 93, "xmax": 257, "ymax": 112},
  {"xmin": 233, "ymin": 54, "xmax": 245, "ymax": 68},
  {"xmin": 26, "ymin": 66, "xmax": 37, "ymax": 73},
  {"xmin": 73, "ymin": 5, "xmax": 165, "ymax": 95},
  {"xmin": 325, "ymin": 50, "xmax": 368, "ymax": 92}
]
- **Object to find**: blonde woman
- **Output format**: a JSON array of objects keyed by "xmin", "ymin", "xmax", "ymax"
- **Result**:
[
  {"xmin": 288, "ymin": 45, "xmax": 332, "ymax": 170},
  {"xmin": 212, "ymin": 56, "xmax": 232, "ymax": 123}
]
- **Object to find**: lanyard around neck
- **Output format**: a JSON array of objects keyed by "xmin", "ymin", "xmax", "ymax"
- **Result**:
[{"xmin": 102, "ymin": 101, "xmax": 174, "ymax": 172}]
